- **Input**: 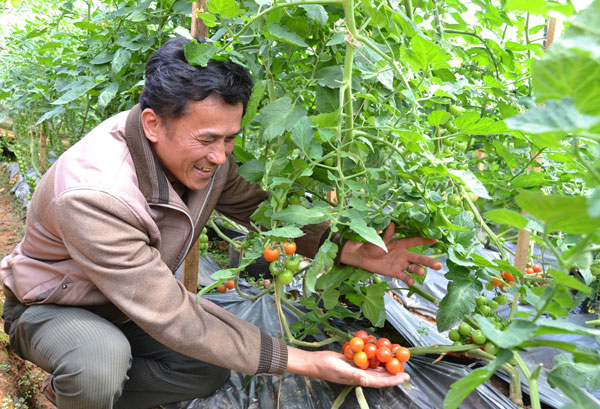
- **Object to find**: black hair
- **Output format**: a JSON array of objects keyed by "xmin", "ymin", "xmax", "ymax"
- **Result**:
[{"xmin": 139, "ymin": 36, "xmax": 253, "ymax": 120}]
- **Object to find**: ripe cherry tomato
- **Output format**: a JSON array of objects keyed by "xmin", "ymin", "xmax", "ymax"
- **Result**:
[
  {"xmin": 343, "ymin": 343, "xmax": 355, "ymax": 360},
  {"xmin": 363, "ymin": 343, "xmax": 378, "ymax": 359},
  {"xmin": 263, "ymin": 245, "xmax": 280, "ymax": 262},
  {"xmin": 390, "ymin": 344, "xmax": 401, "ymax": 355},
  {"xmin": 366, "ymin": 335, "xmax": 377, "ymax": 344},
  {"xmin": 375, "ymin": 337, "xmax": 392, "ymax": 350},
  {"xmin": 283, "ymin": 241, "xmax": 296, "ymax": 255},
  {"xmin": 353, "ymin": 351, "xmax": 369, "ymax": 369},
  {"xmin": 354, "ymin": 330, "xmax": 369, "ymax": 344},
  {"xmin": 532, "ymin": 264, "xmax": 542, "ymax": 273},
  {"xmin": 225, "ymin": 279, "xmax": 235, "ymax": 290},
  {"xmin": 376, "ymin": 346, "xmax": 392, "ymax": 363},
  {"xmin": 385, "ymin": 358, "xmax": 404, "ymax": 375},
  {"xmin": 349, "ymin": 337, "xmax": 365, "ymax": 353},
  {"xmin": 526, "ymin": 267, "xmax": 534, "ymax": 275},
  {"xmin": 369, "ymin": 356, "xmax": 380, "ymax": 368},
  {"xmin": 501, "ymin": 272, "xmax": 515, "ymax": 283},
  {"xmin": 395, "ymin": 347, "xmax": 410, "ymax": 362},
  {"xmin": 217, "ymin": 284, "xmax": 226, "ymax": 293}
]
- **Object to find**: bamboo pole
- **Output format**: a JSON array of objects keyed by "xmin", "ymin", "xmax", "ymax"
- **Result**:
[{"xmin": 181, "ymin": 0, "xmax": 209, "ymax": 293}]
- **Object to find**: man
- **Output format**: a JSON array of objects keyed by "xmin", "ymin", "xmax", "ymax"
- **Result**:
[{"xmin": 1, "ymin": 36, "xmax": 442, "ymax": 408}]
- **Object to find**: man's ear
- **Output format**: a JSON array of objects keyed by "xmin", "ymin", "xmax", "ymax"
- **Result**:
[{"xmin": 140, "ymin": 108, "xmax": 160, "ymax": 143}]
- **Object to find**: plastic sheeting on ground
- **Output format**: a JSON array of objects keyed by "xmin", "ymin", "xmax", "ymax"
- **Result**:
[{"xmin": 164, "ymin": 280, "xmax": 519, "ymax": 409}]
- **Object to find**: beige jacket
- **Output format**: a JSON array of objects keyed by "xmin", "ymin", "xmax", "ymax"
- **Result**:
[{"xmin": 1, "ymin": 105, "xmax": 329, "ymax": 375}]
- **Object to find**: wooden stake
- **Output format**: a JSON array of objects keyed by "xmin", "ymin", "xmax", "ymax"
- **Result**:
[{"xmin": 181, "ymin": 0, "xmax": 209, "ymax": 293}]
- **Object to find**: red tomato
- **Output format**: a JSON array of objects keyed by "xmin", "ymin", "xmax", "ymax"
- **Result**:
[
  {"xmin": 353, "ymin": 351, "xmax": 369, "ymax": 369},
  {"xmin": 390, "ymin": 344, "xmax": 401, "ymax": 355},
  {"xmin": 376, "ymin": 346, "xmax": 392, "ymax": 363},
  {"xmin": 283, "ymin": 241, "xmax": 296, "ymax": 255},
  {"xmin": 366, "ymin": 335, "xmax": 377, "ymax": 344},
  {"xmin": 263, "ymin": 245, "xmax": 280, "ymax": 262},
  {"xmin": 225, "ymin": 279, "xmax": 235, "ymax": 290},
  {"xmin": 526, "ymin": 267, "xmax": 534, "ymax": 275},
  {"xmin": 343, "ymin": 343, "xmax": 355, "ymax": 360},
  {"xmin": 349, "ymin": 337, "xmax": 365, "ymax": 353},
  {"xmin": 363, "ymin": 343, "xmax": 377, "ymax": 359},
  {"xmin": 532, "ymin": 264, "xmax": 542, "ymax": 273},
  {"xmin": 395, "ymin": 347, "xmax": 410, "ymax": 362},
  {"xmin": 354, "ymin": 330, "xmax": 369, "ymax": 344},
  {"xmin": 375, "ymin": 338, "xmax": 392, "ymax": 350},
  {"xmin": 501, "ymin": 271, "xmax": 515, "ymax": 283},
  {"xmin": 369, "ymin": 356, "xmax": 380, "ymax": 368},
  {"xmin": 217, "ymin": 284, "xmax": 227, "ymax": 293},
  {"xmin": 386, "ymin": 358, "xmax": 404, "ymax": 375}
]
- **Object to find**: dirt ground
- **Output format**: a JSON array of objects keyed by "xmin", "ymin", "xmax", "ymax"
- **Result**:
[{"xmin": 0, "ymin": 164, "xmax": 54, "ymax": 409}]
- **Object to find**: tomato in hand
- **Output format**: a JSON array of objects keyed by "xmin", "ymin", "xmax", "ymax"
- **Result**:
[
  {"xmin": 375, "ymin": 337, "xmax": 392, "ymax": 350},
  {"xmin": 363, "ymin": 343, "xmax": 378, "ymax": 359},
  {"xmin": 353, "ymin": 351, "xmax": 369, "ymax": 370},
  {"xmin": 263, "ymin": 245, "xmax": 280, "ymax": 262},
  {"xmin": 349, "ymin": 337, "xmax": 365, "ymax": 353},
  {"xmin": 354, "ymin": 330, "xmax": 369, "ymax": 344},
  {"xmin": 376, "ymin": 346, "xmax": 392, "ymax": 363},
  {"xmin": 343, "ymin": 343, "xmax": 355, "ymax": 360},
  {"xmin": 395, "ymin": 347, "xmax": 410, "ymax": 362},
  {"xmin": 385, "ymin": 358, "xmax": 404, "ymax": 375}
]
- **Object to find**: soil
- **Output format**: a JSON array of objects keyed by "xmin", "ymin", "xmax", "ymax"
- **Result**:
[{"xmin": 0, "ymin": 164, "xmax": 54, "ymax": 408}]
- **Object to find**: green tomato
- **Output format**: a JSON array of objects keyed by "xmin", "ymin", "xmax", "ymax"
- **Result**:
[
  {"xmin": 475, "ymin": 295, "xmax": 487, "ymax": 307},
  {"xmin": 284, "ymin": 256, "xmax": 301, "ymax": 272},
  {"xmin": 458, "ymin": 322, "xmax": 472, "ymax": 336},
  {"xmin": 448, "ymin": 194, "xmax": 462, "ymax": 207},
  {"xmin": 323, "ymin": 157, "xmax": 335, "ymax": 167},
  {"xmin": 373, "ymin": 275, "xmax": 383, "ymax": 284},
  {"xmin": 449, "ymin": 104, "xmax": 465, "ymax": 116},
  {"xmin": 479, "ymin": 305, "xmax": 492, "ymax": 317},
  {"xmin": 269, "ymin": 261, "xmax": 283, "ymax": 276},
  {"xmin": 485, "ymin": 282, "xmax": 494, "ymax": 291},
  {"xmin": 471, "ymin": 70, "xmax": 482, "ymax": 79},
  {"xmin": 489, "ymin": 300, "xmax": 499, "ymax": 310},
  {"xmin": 445, "ymin": 121, "xmax": 458, "ymax": 133},
  {"xmin": 449, "ymin": 329, "xmax": 461, "ymax": 342},
  {"xmin": 494, "ymin": 294, "xmax": 508, "ymax": 305},
  {"xmin": 278, "ymin": 270, "xmax": 294, "ymax": 285},
  {"xmin": 471, "ymin": 330, "xmax": 486, "ymax": 345},
  {"xmin": 484, "ymin": 342, "xmax": 498, "ymax": 355},
  {"xmin": 199, "ymin": 234, "xmax": 209, "ymax": 243}
]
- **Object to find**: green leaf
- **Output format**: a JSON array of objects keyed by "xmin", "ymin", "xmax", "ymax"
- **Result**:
[
  {"xmin": 475, "ymin": 317, "xmax": 537, "ymax": 349},
  {"xmin": 547, "ymin": 370, "xmax": 600, "ymax": 409},
  {"xmin": 444, "ymin": 367, "xmax": 494, "ymax": 409},
  {"xmin": 407, "ymin": 35, "xmax": 450, "ymax": 71},
  {"xmin": 589, "ymin": 188, "xmax": 600, "ymax": 219},
  {"xmin": 516, "ymin": 191, "xmax": 600, "ymax": 234},
  {"xmin": 505, "ymin": 0, "xmax": 546, "ymax": 14},
  {"xmin": 241, "ymin": 83, "xmax": 264, "ymax": 128},
  {"xmin": 206, "ymin": 0, "xmax": 244, "ymax": 18},
  {"xmin": 265, "ymin": 22, "xmax": 308, "ymax": 47},
  {"xmin": 184, "ymin": 42, "xmax": 218, "ymax": 67},
  {"xmin": 36, "ymin": 105, "xmax": 65, "ymax": 125},
  {"xmin": 258, "ymin": 97, "xmax": 306, "ymax": 141},
  {"xmin": 291, "ymin": 116, "xmax": 322, "ymax": 159},
  {"xmin": 52, "ymin": 80, "xmax": 97, "ymax": 105},
  {"xmin": 548, "ymin": 268, "xmax": 591, "ymax": 294},
  {"xmin": 361, "ymin": 284, "xmax": 386, "ymax": 327},
  {"xmin": 272, "ymin": 205, "xmax": 331, "ymax": 226},
  {"xmin": 447, "ymin": 169, "xmax": 491, "ymax": 200},
  {"xmin": 504, "ymin": 98, "xmax": 600, "ymax": 146},
  {"xmin": 305, "ymin": 240, "xmax": 338, "ymax": 293},
  {"xmin": 484, "ymin": 209, "xmax": 529, "ymax": 229},
  {"xmin": 263, "ymin": 226, "xmax": 304, "ymax": 240},
  {"xmin": 511, "ymin": 172, "xmax": 546, "ymax": 188},
  {"xmin": 436, "ymin": 277, "xmax": 480, "ymax": 331},
  {"xmin": 237, "ymin": 159, "xmax": 265, "ymax": 183},
  {"xmin": 111, "ymin": 48, "xmax": 132, "ymax": 74},
  {"xmin": 428, "ymin": 110, "xmax": 452, "ymax": 127},
  {"xmin": 300, "ymin": 5, "xmax": 328, "ymax": 26},
  {"xmin": 322, "ymin": 288, "xmax": 340, "ymax": 310},
  {"xmin": 343, "ymin": 209, "xmax": 387, "ymax": 252},
  {"xmin": 98, "ymin": 81, "xmax": 119, "ymax": 109}
]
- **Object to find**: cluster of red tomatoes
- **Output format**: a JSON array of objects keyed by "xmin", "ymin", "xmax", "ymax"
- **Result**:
[
  {"xmin": 486, "ymin": 271, "xmax": 515, "ymax": 293},
  {"xmin": 263, "ymin": 241, "xmax": 301, "ymax": 285},
  {"xmin": 341, "ymin": 330, "xmax": 410, "ymax": 375},
  {"xmin": 216, "ymin": 279, "xmax": 235, "ymax": 293}
]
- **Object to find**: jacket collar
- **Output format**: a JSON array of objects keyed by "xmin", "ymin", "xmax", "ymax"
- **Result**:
[{"xmin": 124, "ymin": 104, "xmax": 171, "ymax": 204}]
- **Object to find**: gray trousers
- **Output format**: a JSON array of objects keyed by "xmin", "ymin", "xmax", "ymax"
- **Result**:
[{"xmin": 2, "ymin": 299, "xmax": 230, "ymax": 409}]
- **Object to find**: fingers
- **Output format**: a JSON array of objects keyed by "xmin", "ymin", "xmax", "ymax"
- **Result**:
[
  {"xmin": 409, "ymin": 252, "xmax": 443, "ymax": 270},
  {"xmin": 383, "ymin": 223, "xmax": 395, "ymax": 245},
  {"xmin": 355, "ymin": 368, "xmax": 411, "ymax": 388}
]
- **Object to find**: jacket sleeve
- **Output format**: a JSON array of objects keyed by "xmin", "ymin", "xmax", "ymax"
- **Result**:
[
  {"xmin": 54, "ymin": 189, "xmax": 287, "ymax": 376},
  {"xmin": 216, "ymin": 157, "xmax": 339, "ymax": 260}
]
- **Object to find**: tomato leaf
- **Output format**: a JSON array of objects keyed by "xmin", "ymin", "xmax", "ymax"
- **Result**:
[
  {"xmin": 516, "ymin": 191, "xmax": 600, "ymax": 234},
  {"xmin": 258, "ymin": 97, "xmax": 307, "ymax": 141},
  {"xmin": 474, "ymin": 316, "xmax": 537, "ymax": 349},
  {"xmin": 263, "ymin": 226, "xmax": 304, "ymax": 240},
  {"xmin": 265, "ymin": 23, "xmax": 308, "ymax": 48},
  {"xmin": 206, "ymin": 0, "xmax": 245, "ymax": 18},
  {"xmin": 272, "ymin": 205, "xmax": 331, "ymax": 226},
  {"xmin": 342, "ymin": 209, "xmax": 387, "ymax": 252},
  {"xmin": 237, "ymin": 159, "xmax": 265, "ymax": 183},
  {"xmin": 484, "ymin": 209, "xmax": 528, "ymax": 229},
  {"xmin": 291, "ymin": 116, "xmax": 322, "ymax": 159},
  {"xmin": 305, "ymin": 240, "xmax": 338, "ymax": 293},
  {"xmin": 447, "ymin": 169, "xmax": 491, "ymax": 200},
  {"xmin": 184, "ymin": 42, "xmax": 218, "ymax": 67},
  {"xmin": 436, "ymin": 275, "xmax": 480, "ymax": 332},
  {"xmin": 361, "ymin": 283, "xmax": 386, "ymax": 327},
  {"xmin": 547, "ymin": 368, "xmax": 600, "ymax": 409}
]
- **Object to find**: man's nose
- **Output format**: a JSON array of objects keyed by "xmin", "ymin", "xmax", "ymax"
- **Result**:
[{"xmin": 207, "ymin": 140, "xmax": 227, "ymax": 165}]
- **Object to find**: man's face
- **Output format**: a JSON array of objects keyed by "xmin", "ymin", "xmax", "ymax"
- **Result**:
[{"xmin": 143, "ymin": 93, "xmax": 243, "ymax": 191}]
